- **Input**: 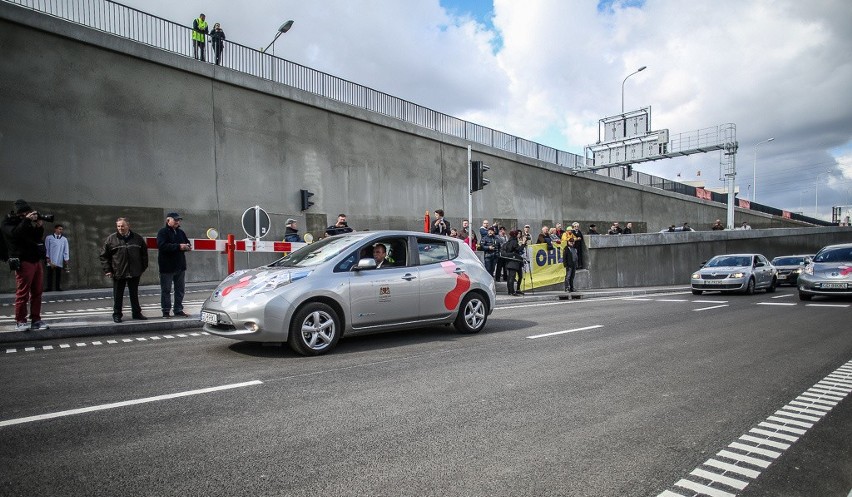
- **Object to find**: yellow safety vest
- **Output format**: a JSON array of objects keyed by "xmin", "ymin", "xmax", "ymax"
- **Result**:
[{"xmin": 192, "ymin": 18, "xmax": 208, "ymax": 42}]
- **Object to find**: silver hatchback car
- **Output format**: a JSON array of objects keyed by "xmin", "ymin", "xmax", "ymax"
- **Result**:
[
  {"xmin": 798, "ymin": 243, "xmax": 852, "ymax": 301},
  {"xmin": 691, "ymin": 253, "xmax": 777, "ymax": 295},
  {"xmin": 201, "ymin": 230, "xmax": 496, "ymax": 355}
]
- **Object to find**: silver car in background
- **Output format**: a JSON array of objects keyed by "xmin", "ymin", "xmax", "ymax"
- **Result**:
[
  {"xmin": 691, "ymin": 253, "xmax": 777, "ymax": 295},
  {"xmin": 798, "ymin": 243, "xmax": 852, "ymax": 301},
  {"xmin": 201, "ymin": 230, "xmax": 496, "ymax": 355},
  {"xmin": 771, "ymin": 254, "xmax": 813, "ymax": 286}
]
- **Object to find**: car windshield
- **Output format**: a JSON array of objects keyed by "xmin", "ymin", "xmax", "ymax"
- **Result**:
[
  {"xmin": 269, "ymin": 235, "xmax": 359, "ymax": 268},
  {"xmin": 705, "ymin": 256, "xmax": 751, "ymax": 267},
  {"xmin": 813, "ymin": 247, "xmax": 852, "ymax": 263},
  {"xmin": 772, "ymin": 257, "xmax": 807, "ymax": 266}
]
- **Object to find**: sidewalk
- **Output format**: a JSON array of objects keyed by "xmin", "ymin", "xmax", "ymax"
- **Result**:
[{"xmin": 0, "ymin": 282, "xmax": 690, "ymax": 344}]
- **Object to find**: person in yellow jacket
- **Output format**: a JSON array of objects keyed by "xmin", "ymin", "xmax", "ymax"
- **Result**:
[{"xmin": 192, "ymin": 14, "xmax": 209, "ymax": 61}]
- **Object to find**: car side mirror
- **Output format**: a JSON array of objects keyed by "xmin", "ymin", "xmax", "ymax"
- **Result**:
[
  {"xmin": 354, "ymin": 258, "xmax": 377, "ymax": 271},
  {"xmin": 755, "ymin": 262, "xmax": 765, "ymax": 267},
  {"xmin": 700, "ymin": 261, "xmax": 707, "ymax": 267}
]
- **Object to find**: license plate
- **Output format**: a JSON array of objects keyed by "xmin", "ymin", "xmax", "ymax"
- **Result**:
[
  {"xmin": 778, "ymin": 275, "xmax": 787, "ymax": 279},
  {"xmin": 821, "ymin": 283, "xmax": 847, "ymax": 289},
  {"xmin": 201, "ymin": 311, "xmax": 219, "ymax": 324}
]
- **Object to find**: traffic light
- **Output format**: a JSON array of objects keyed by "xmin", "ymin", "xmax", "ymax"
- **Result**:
[
  {"xmin": 470, "ymin": 160, "xmax": 491, "ymax": 192},
  {"xmin": 300, "ymin": 189, "xmax": 314, "ymax": 211}
]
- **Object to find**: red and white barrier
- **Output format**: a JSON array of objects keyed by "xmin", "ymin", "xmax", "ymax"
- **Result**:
[{"xmin": 144, "ymin": 235, "xmax": 307, "ymax": 275}]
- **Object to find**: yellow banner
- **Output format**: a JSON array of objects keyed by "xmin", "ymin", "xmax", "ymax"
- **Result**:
[{"xmin": 521, "ymin": 243, "xmax": 566, "ymax": 290}]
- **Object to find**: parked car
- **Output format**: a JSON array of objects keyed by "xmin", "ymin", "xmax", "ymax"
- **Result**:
[
  {"xmin": 797, "ymin": 243, "xmax": 852, "ymax": 301},
  {"xmin": 690, "ymin": 253, "xmax": 777, "ymax": 295},
  {"xmin": 771, "ymin": 254, "xmax": 813, "ymax": 286},
  {"xmin": 201, "ymin": 230, "xmax": 496, "ymax": 355}
]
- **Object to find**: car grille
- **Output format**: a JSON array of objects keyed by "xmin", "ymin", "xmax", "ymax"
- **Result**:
[
  {"xmin": 701, "ymin": 274, "xmax": 729, "ymax": 280},
  {"xmin": 700, "ymin": 283, "xmax": 741, "ymax": 289},
  {"xmin": 777, "ymin": 269, "xmax": 792, "ymax": 276}
]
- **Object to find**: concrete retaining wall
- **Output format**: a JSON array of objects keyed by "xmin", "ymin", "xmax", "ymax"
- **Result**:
[{"xmin": 0, "ymin": 3, "xmax": 821, "ymax": 291}]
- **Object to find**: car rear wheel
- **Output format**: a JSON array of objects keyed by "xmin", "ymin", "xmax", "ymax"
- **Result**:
[
  {"xmin": 766, "ymin": 277, "xmax": 777, "ymax": 293},
  {"xmin": 692, "ymin": 289, "xmax": 703, "ymax": 295},
  {"xmin": 288, "ymin": 302, "xmax": 341, "ymax": 356},
  {"xmin": 744, "ymin": 278, "xmax": 755, "ymax": 295},
  {"xmin": 454, "ymin": 293, "xmax": 488, "ymax": 334},
  {"xmin": 798, "ymin": 292, "xmax": 813, "ymax": 301}
]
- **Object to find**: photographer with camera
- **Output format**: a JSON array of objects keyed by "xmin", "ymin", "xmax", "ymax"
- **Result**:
[{"xmin": 0, "ymin": 199, "xmax": 50, "ymax": 331}]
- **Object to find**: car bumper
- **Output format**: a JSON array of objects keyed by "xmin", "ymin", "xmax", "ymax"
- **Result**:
[
  {"xmin": 797, "ymin": 275, "xmax": 852, "ymax": 296},
  {"xmin": 201, "ymin": 294, "xmax": 291, "ymax": 342},
  {"xmin": 691, "ymin": 278, "xmax": 747, "ymax": 292}
]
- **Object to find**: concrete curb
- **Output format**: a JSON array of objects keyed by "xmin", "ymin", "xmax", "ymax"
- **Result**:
[{"xmin": 1, "ymin": 285, "xmax": 690, "ymax": 344}]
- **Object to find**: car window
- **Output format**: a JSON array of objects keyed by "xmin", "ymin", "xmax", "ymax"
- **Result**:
[
  {"xmin": 772, "ymin": 257, "xmax": 805, "ymax": 266},
  {"xmin": 706, "ymin": 256, "xmax": 750, "ymax": 267},
  {"xmin": 270, "ymin": 235, "xmax": 358, "ymax": 268},
  {"xmin": 336, "ymin": 237, "xmax": 409, "ymax": 272},
  {"xmin": 416, "ymin": 237, "xmax": 456, "ymax": 265},
  {"xmin": 813, "ymin": 247, "xmax": 852, "ymax": 263}
]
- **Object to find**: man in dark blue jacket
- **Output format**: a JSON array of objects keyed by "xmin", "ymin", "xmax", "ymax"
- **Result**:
[{"xmin": 157, "ymin": 212, "xmax": 191, "ymax": 317}]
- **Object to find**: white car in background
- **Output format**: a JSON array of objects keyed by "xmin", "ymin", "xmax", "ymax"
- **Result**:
[{"xmin": 690, "ymin": 253, "xmax": 777, "ymax": 295}]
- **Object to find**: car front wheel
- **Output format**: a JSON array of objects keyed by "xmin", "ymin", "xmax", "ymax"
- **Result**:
[
  {"xmin": 288, "ymin": 302, "xmax": 341, "ymax": 356},
  {"xmin": 744, "ymin": 278, "xmax": 755, "ymax": 295},
  {"xmin": 455, "ymin": 293, "xmax": 488, "ymax": 334}
]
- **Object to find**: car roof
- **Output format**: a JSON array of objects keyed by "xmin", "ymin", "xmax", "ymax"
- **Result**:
[
  {"xmin": 818, "ymin": 243, "xmax": 852, "ymax": 250},
  {"xmin": 325, "ymin": 230, "xmax": 458, "ymax": 241},
  {"xmin": 710, "ymin": 253, "xmax": 764, "ymax": 258},
  {"xmin": 771, "ymin": 254, "xmax": 812, "ymax": 259}
]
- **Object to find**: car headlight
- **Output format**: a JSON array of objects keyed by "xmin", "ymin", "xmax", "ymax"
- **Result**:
[
  {"xmin": 242, "ymin": 270, "xmax": 313, "ymax": 297},
  {"xmin": 730, "ymin": 272, "xmax": 745, "ymax": 279},
  {"xmin": 804, "ymin": 265, "xmax": 814, "ymax": 275},
  {"xmin": 691, "ymin": 272, "xmax": 701, "ymax": 279},
  {"xmin": 792, "ymin": 268, "xmax": 802, "ymax": 274}
]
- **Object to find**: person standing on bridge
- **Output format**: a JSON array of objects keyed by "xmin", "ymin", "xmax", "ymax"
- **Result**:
[
  {"xmin": 192, "ymin": 13, "xmax": 209, "ymax": 62},
  {"xmin": 157, "ymin": 212, "xmax": 191, "ymax": 318},
  {"xmin": 1, "ymin": 200, "xmax": 48, "ymax": 331},
  {"xmin": 100, "ymin": 217, "xmax": 148, "ymax": 323},
  {"xmin": 563, "ymin": 238, "xmax": 579, "ymax": 293},
  {"xmin": 210, "ymin": 22, "xmax": 226, "ymax": 65}
]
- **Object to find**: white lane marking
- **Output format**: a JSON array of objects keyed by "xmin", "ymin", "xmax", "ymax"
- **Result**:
[
  {"xmin": 658, "ymin": 299, "xmax": 689, "ymax": 302},
  {"xmin": 42, "ymin": 345, "xmax": 54, "ymax": 350},
  {"xmin": 622, "ymin": 298, "xmax": 655, "ymax": 301},
  {"xmin": 657, "ymin": 359, "xmax": 852, "ymax": 497},
  {"xmin": 0, "ymin": 380, "xmax": 263, "ymax": 428},
  {"xmin": 106, "ymin": 340, "xmax": 118, "ymax": 344},
  {"xmin": 806, "ymin": 303, "xmax": 851, "ymax": 308},
  {"xmin": 771, "ymin": 294, "xmax": 795, "ymax": 299},
  {"xmin": 527, "ymin": 325, "xmax": 604, "ymax": 339},
  {"xmin": 694, "ymin": 304, "xmax": 729, "ymax": 312},
  {"xmin": 692, "ymin": 300, "xmax": 729, "ymax": 303},
  {"xmin": 2, "ymin": 331, "xmax": 212, "ymax": 355},
  {"xmin": 5, "ymin": 349, "xmax": 15, "ymax": 354},
  {"xmin": 756, "ymin": 302, "xmax": 796, "ymax": 306}
]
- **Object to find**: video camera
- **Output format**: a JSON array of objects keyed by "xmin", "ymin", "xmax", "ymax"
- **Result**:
[{"xmin": 35, "ymin": 212, "xmax": 54, "ymax": 222}]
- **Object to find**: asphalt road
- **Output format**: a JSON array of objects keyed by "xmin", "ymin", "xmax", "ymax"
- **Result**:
[{"xmin": 1, "ymin": 287, "xmax": 850, "ymax": 497}]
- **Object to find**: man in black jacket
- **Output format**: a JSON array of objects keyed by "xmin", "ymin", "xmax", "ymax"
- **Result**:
[
  {"xmin": 563, "ymin": 238, "xmax": 579, "ymax": 293},
  {"xmin": 1, "ymin": 199, "xmax": 47, "ymax": 331},
  {"xmin": 157, "ymin": 212, "xmax": 192, "ymax": 318},
  {"xmin": 100, "ymin": 217, "xmax": 149, "ymax": 322}
]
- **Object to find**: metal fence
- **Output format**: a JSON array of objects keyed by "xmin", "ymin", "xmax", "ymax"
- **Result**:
[{"xmin": 3, "ymin": 0, "xmax": 832, "ymax": 226}]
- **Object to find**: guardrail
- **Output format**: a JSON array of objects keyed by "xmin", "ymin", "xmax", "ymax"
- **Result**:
[{"xmin": 3, "ymin": 0, "xmax": 832, "ymax": 226}]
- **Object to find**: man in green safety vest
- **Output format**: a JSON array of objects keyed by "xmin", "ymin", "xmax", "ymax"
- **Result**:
[{"xmin": 192, "ymin": 13, "xmax": 209, "ymax": 61}]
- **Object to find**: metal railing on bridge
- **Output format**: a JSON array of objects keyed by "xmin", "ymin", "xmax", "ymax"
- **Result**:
[{"xmin": 3, "ymin": 0, "xmax": 832, "ymax": 226}]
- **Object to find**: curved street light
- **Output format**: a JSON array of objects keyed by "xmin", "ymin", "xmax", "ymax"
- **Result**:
[
  {"xmin": 262, "ymin": 20, "xmax": 294, "ymax": 54},
  {"xmin": 621, "ymin": 66, "xmax": 647, "ymax": 113},
  {"xmin": 751, "ymin": 137, "xmax": 775, "ymax": 203}
]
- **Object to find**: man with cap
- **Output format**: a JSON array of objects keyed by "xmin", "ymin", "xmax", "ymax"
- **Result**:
[
  {"xmin": 157, "ymin": 212, "xmax": 192, "ymax": 318},
  {"xmin": 1, "ymin": 200, "xmax": 48, "ymax": 331},
  {"xmin": 284, "ymin": 218, "xmax": 300, "ymax": 242}
]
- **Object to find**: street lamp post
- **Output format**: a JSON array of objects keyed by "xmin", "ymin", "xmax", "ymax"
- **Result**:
[
  {"xmin": 621, "ymin": 66, "xmax": 646, "ymax": 113},
  {"xmin": 262, "ymin": 20, "xmax": 294, "ymax": 55},
  {"xmin": 815, "ymin": 170, "xmax": 832, "ymax": 218},
  {"xmin": 751, "ymin": 137, "xmax": 774, "ymax": 202}
]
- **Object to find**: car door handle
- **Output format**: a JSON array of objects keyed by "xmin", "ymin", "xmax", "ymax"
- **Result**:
[
  {"xmin": 453, "ymin": 268, "xmax": 465, "ymax": 274},
  {"xmin": 401, "ymin": 274, "xmax": 417, "ymax": 281}
]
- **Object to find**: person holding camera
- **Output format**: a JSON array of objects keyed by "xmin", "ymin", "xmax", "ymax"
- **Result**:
[
  {"xmin": 431, "ymin": 209, "xmax": 450, "ymax": 236},
  {"xmin": 1, "ymin": 199, "xmax": 49, "ymax": 331}
]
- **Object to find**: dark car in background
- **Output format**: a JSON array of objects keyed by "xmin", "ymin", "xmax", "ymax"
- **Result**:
[
  {"xmin": 771, "ymin": 254, "xmax": 813, "ymax": 286},
  {"xmin": 798, "ymin": 243, "xmax": 852, "ymax": 301}
]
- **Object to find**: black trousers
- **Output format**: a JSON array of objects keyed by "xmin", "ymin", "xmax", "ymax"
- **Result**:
[
  {"xmin": 506, "ymin": 268, "xmax": 520, "ymax": 294},
  {"xmin": 113, "ymin": 276, "xmax": 142, "ymax": 318},
  {"xmin": 564, "ymin": 267, "xmax": 576, "ymax": 291},
  {"xmin": 46, "ymin": 265, "xmax": 63, "ymax": 291}
]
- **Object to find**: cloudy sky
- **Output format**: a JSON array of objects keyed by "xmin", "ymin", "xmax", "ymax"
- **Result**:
[{"xmin": 120, "ymin": 0, "xmax": 852, "ymax": 221}]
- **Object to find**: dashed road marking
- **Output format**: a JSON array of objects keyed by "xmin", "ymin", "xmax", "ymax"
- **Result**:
[
  {"xmin": 805, "ymin": 303, "xmax": 850, "ymax": 308},
  {"xmin": 756, "ymin": 302, "xmax": 796, "ymax": 306},
  {"xmin": 694, "ymin": 304, "xmax": 729, "ymax": 312},
  {"xmin": 2, "ymin": 332, "xmax": 211, "ymax": 355},
  {"xmin": 656, "ymin": 359, "xmax": 852, "ymax": 497},
  {"xmin": 0, "ymin": 380, "xmax": 263, "ymax": 428},
  {"xmin": 771, "ymin": 294, "xmax": 795, "ymax": 299},
  {"xmin": 527, "ymin": 325, "xmax": 604, "ymax": 339}
]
